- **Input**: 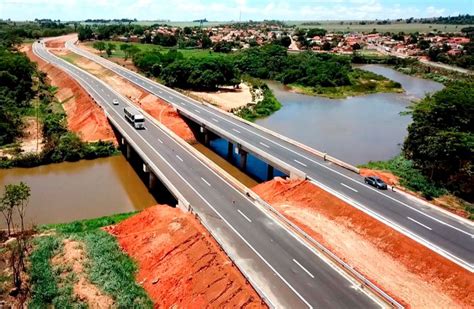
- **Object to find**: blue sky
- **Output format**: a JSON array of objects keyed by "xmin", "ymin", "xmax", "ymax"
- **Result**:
[{"xmin": 1, "ymin": 0, "xmax": 473, "ymax": 21}]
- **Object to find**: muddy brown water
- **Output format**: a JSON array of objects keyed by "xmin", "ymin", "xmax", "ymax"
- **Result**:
[
  {"xmin": 0, "ymin": 156, "xmax": 156, "ymax": 227},
  {"xmin": 255, "ymin": 64, "xmax": 444, "ymax": 165},
  {"xmin": 0, "ymin": 145, "xmax": 257, "ymax": 226}
]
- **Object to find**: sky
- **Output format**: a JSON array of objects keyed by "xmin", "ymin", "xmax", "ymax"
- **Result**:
[{"xmin": 0, "ymin": 0, "xmax": 473, "ymax": 22}]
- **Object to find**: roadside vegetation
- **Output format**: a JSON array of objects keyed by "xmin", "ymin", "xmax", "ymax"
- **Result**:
[
  {"xmin": 361, "ymin": 81, "xmax": 473, "ymax": 218},
  {"xmin": 0, "ymin": 25, "xmax": 118, "ymax": 169},
  {"xmin": 31, "ymin": 213, "xmax": 152, "ymax": 308},
  {"xmin": 1, "ymin": 186, "xmax": 152, "ymax": 308}
]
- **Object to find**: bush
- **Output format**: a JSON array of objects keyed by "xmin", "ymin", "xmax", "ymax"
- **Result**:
[{"xmin": 361, "ymin": 155, "xmax": 446, "ymax": 199}]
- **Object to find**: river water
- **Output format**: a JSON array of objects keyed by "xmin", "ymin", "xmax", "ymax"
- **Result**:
[
  {"xmin": 0, "ymin": 156, "xmax": 156, "ymax": 227},
  {"xmin": 255, "ymin": 64, "xmax": 443, "ymax": 165}
]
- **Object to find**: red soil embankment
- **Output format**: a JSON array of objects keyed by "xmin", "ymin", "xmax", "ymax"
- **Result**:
[
  {"xmin": 51, "ymin": 36, "xmax": 195, "ymax": 143},
  {"xmin": 252, "ymin": 178, "xmax": 474, "ymax": 308},
  {"xmin": 106, "ymin": 206, "xmax": 266, "ymax": 308},
  {"xmin": 23, "ymin": 44, "xmax": 115, "ymax": 143}
]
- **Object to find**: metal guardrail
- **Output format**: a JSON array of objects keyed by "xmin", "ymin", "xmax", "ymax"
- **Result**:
[{"xmin": 253, "ymin": 192, "xmax": 404, "ymax": 309}]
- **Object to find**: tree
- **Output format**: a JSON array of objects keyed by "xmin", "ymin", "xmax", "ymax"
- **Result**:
[
  {"xmin": 120, "ymin": 43, "xmax": 131, "ymax": 60},
  {"xmin": 404, "ymin": 82, "xmax": 474, "ymax": 200},
  {"xmin": 322, "ymin": 41, "xmax": 332, "ymax": 51},
  {"xmin": 417, "ymin": 39, "xmax": 430, "ymax": 50},
  {"xmin": 352, "ymin": 43, "xmax": 361, "ymax": 50},
  {"xmin": 78, "ymin": 25, "xmax": 93, "ymax": 41},
  {"xmin": 279, "ymin": 36, "xmax": 291, "ymax": 48},
  {"xmin": 1, "ymin": 182, "xmax": 30, "ymax": 235},
  {"xmin": 106, "ymin": 42, "xmax": 115, "ymax": 57},
  {"xmin": 92, "ymin": 41, "xmax": 106, "ymax": 54}
]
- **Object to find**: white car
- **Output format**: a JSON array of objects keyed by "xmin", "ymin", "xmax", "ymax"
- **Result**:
[{"xmin": 112, "ymin": 99, "xmax": 119, "ymax": 105}]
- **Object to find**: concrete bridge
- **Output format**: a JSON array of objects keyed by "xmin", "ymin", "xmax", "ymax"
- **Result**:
[
  {"xmin": 34, "ymin": 40, "xmax": 385, "ymax": 309},
  {"xmin": 66, "ymin": 38, "xmax": 473, "ymax": 274}
]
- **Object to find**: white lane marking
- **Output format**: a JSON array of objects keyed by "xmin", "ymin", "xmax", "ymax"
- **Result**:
[
  {"xmin": 181, "ymin": 102, "xmax": 186, "ymax": 106},
  {"xmin": 158, "ymin": 138, "xmax": 163, "ymax": 144},
  {"xmin": 309, "ymin": 177, "xmax": 473, "ymax": 273},
  {"xmin": 201, "ymin": 177, "xmax": 211, "ymax": 187},
  {"xmin": 176, "ymin": 155, "xmax": 183, "ymax": 162},
  {"xmin": 340, "ymin": 183, "xmax": 358, "ymax": 193},
  {"xmin": 212, "ymin": 118, "xmax": 219, "ymax": 123},
  {"xmin": 238, "ymin": 209, "xmax": 252, "ymax": 223},
  {"xmin": 408, "ymin": 217, "xmax": 433, "ymax": 231},
  {"xmin": 294, "ymin": 159, "xmax": 307, "ymax": 167},
  {"xmin": 169, "ymin": 96, "xmax": 173, "ymax": 100},
  {"xmin": 259, "ymin": 142, "xmax": 270, "ymax": 148},
  {"xmin": 232, "ymin": 128, "xmax": 241, "ymax": 134},
  {"xmin": 64, "ymin": 41, "xmax": 473, "ymax": 275},
  {"xmin": 194, "ymin": 109, "xmax": 201, "ymax": 114},
  {"xmin": 158, "ymin": 90, "xmax": 162, "ymax": 93},
  {"xmin": 293, "ymin": 259, "xmax": 315, "ymax": 279}
]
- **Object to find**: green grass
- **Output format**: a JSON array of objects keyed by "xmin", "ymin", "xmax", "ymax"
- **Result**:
[
  {"xmin": 360, "ymin": 155, "xmax": 446, "ymax": 199},
  {"xmin": 40, "ymin": 211, "xmax": 138, "ymax": 234},
  {"xmin": 288, "ymin": 21, "xmax": 472, "ymax": 33},
  {"xmin": 85, "ymin": 40, "xmax": 220, "ymax": 59},
  {"xmin": 30, "ymin": 212, "xmax": 152, "ymax": 307},
  {"xmin": 29, "ymin": 236, "xmax": 85, "ymax": 308},
  {"xmin": 81, "ymin": 230, "xmax": 152, "ymax": 308},
  {"xmin": 59, "ymin": 52, "xmax": 82, "ymax": 64}
]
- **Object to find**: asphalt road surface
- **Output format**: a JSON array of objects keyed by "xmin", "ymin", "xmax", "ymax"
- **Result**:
[
  {"xmin": 34, "ymin": 40, "xmax": 381, "ymax": 308},
  {"xmin": 66, "ymin": 39, "xmax": 474, "ymax": 273}
]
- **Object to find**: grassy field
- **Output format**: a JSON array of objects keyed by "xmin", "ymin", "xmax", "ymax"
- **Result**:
[
  {"xmin": 85, "ymin": 41, "xmax": 218, "ymax": 59},
  {"xmin": 29, "ymin": 212, "xmax": 153, "ymax": 308},
  {"xmin": 281, "ymin": 21, "xmax": 471, "ymax": 33}
]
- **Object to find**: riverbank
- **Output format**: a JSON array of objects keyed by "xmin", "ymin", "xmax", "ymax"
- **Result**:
[
  {"xmin": 1, "ymin": 207, "xmax": 265, "ymax": 307},
  {"xmin": 0, "ymin": 43, "xmax": 117, "ymax": 169},
  {"xmin": 287, "ymin": 68, "xmax": 404, "ymax": 99}
]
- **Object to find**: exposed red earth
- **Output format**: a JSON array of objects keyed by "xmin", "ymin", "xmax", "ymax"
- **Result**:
[
  {"xmin": 23, "ymin": 44, "xmax": 115, "ymax": 143},
  {"xmin": 105, "ymin": 206, "xmax": 266, "ymax": 308},
  {"xmin": 252, "ymin": 177, "xmax": 474, "ymax": 308}
]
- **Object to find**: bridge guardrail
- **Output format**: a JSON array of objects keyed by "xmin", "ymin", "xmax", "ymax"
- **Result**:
[
  {"xmin": 186, "ymin": 96, "xmax": 360, "ymax": 174},
  {"xmin": 136, "ymin": 99, "xmax": 402, "ymax": 308}
]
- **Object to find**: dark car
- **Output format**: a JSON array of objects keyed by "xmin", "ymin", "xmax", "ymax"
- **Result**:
[{"xmin": 364, "ymin": 176, "xmax": 387, "ymax": 189}]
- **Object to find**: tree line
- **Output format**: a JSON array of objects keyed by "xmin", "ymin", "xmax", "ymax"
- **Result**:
[{"xmin": 404, "ymin": 81, "xmax": 473, "ymax": 201}]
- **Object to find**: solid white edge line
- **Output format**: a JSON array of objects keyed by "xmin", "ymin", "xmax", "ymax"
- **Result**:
[
  {"xmin": 238, "ymin": 209, "xmax": 253, "ymax": 223},
  {"xmin": 309, "ymin": 178, "xmax": 473, "ymax": 273},
  {"xmin": 293, "ymin": 259, "xmax": 315, "ymax": 279},
  {"xmin": 408, "ymin": 217, "xmax": 433, "ymax": 231},
  {"xmin": 340, "ymin": 182, "xmax": 358, "ymax": 193},
  {"xmin": 52, "ymin": 41, "xmax": 383, "ymax": 305}
]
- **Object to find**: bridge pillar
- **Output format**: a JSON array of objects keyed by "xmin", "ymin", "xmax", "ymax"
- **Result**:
[
  {"xmin": 126, "ymin": 143, "xmax": 132, "ymax": 159},
  {"xmin": 227, "ymin": 141, "xmax": 233, "ymax": 159},
  {"xmin": 148, "ymin": 172, "xmax": 157, "ymax": 190},
  {"xmin": 267, "ymin": 164, "xmax": 274, "ymax": 180},
  {"xmin": 239, "ymin": 149, "xmax": 247, "ymax": 170}
]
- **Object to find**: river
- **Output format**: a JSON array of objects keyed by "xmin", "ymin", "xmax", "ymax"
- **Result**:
[
  {"xmin": 255, "ymin": 64, "xmax": 444, "ymax": 165},
  {"xmin": 0, "ymin": 156, "xmax": 156, "ymax": 227}
]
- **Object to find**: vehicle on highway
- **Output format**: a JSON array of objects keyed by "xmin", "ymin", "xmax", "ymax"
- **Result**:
[
  {"xmin": 124, "ymin": 106, "xmax": 145, "ymax": 129},
  {"xmin": 364, "ymin": 176, "xmax": 387, "ymax": 189},
  {"xmin": 112, "ymin": 99, "xmax": 119, "ymax": 105}
]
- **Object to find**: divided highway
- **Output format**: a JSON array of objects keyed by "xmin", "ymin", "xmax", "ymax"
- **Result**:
[
  {"xmin": 66, "ymin": 39, "xmax": 474, "ymax": 273},
  {"xmin": 34, "ymin": 41, "xmax": 380, "ymax": 308}
]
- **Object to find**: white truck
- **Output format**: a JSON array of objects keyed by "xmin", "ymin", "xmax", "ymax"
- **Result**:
[{"xmin": 124, "ymin": 106, "xmax": 145, "ymax": 129}]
